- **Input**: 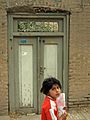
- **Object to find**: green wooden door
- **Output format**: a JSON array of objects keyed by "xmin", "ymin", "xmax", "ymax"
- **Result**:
[
  {"xmin": 38, "ymin": 37, "xmax": 63, "ymax": 112},
  {"xmin": 14, "ymin": 37, "xmax": 37, "ymax": 113},
  {"xmin": 12, "ymin": 36, "xmax": 62, "ymax": 113}
]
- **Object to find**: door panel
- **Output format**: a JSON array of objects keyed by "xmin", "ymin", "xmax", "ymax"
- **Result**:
[
  {"xmin": 19, "ymin": 45, "xmax": 33, "ymax": 107},
  {"xmin": 14, "ymin": 37, "xmax": 37, "ymax": 113},
  {"xmin": 40, "ymin": 37, "xmax": 63, "ymax": 84},
  {"xmin": 44, "ymin": 44, "xmax": 58, "ymax": 78}
]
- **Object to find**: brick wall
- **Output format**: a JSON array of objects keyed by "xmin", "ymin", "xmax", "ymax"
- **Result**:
[
  {"xmin": 0, "ymin": 2, "xmax": 8, "ymax": 115},
  {"xmin": 69, "ymin": 5, "xmax": 90, "ymax": 107},
  {"xmin": 0, "ymin": 0, "xmax": 90, "ymax": 115}
]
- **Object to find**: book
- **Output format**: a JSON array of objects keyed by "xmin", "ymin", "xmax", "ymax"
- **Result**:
[{"xmin": 56, "ymin": 93, "xmax": 66, "ymax": 117}]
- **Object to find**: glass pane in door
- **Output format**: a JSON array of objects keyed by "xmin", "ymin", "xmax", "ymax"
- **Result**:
[
  {"xmin": 44, "ymin": 45, "xmax": 57, "ymax": 78},
  {"xmin": 19, "ymin": 45, "xmax": 33, "ymax": 107}
]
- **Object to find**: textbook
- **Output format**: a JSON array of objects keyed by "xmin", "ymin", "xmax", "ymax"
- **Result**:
[{"xmin": 56, "ymin": 93, "xmax": 66, "ymax": 116}]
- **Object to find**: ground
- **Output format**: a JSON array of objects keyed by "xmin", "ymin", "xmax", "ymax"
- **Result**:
[{"xmin": 0, "ymin": 107, "xmax": 90, "ymax": 120}]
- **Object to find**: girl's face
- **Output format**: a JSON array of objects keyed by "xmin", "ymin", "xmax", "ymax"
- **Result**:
[{"xmin": 48, "ymin": 84, "xmax": 61, "ymax": 99}]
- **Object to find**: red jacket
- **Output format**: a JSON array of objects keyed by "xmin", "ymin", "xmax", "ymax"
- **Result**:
[{"xmin": 41, "ymin": 96, "xmax": 58, "ymax": 120}]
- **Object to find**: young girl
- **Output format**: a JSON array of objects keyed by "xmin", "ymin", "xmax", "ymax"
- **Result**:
[{"xmin": 40, "ymin": 77, "xmax": 67, "ymax": 120}]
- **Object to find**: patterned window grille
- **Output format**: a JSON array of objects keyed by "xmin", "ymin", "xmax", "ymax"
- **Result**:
[{"xmin": 17, "ymin": 21, "xmax": 59, "ymax": 32}]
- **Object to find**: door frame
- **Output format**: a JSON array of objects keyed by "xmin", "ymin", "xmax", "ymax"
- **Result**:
[{"xmin": 8, "ymin": 13, "xmax": 69, "ymax": 113}]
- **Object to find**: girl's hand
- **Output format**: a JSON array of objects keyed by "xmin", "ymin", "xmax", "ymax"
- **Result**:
[{"xmin": 58, "ymin": 112, "xmax": 68, "ymax": 120}]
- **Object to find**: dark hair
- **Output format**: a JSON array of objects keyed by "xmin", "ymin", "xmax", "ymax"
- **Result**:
[{"xmin": 40, "ymin": 77, "xmax": 61, "ymax": 95}]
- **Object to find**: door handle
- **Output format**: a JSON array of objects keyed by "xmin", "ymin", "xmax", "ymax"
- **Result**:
[
  {"xmin": 44, "ymin": 67, "xmax": 46, "ymax": 70},
  {"xmin": 40, "ymin": 66, "xmax": 43, "ymax": 75},
  {"xmin": 40, "ymin": 66, "xmax": 47, "ymax": 75},
  {"xmin": 42, "ymin": 40, "xmax": 45, "ymax": 43}
]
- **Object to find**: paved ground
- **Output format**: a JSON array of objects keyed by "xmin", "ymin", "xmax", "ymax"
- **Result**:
[
  {"xmin": 0, "ymin": 107, "xmax": 90, "ymax": 120},
  {"xmin": 69, "ymin": 107, "xmax": 90, "ymax": 120}
]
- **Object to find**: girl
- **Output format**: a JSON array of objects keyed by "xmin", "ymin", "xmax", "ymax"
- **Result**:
[{"xmin": 40, "ymin": 77, "xmax": 67, "ymax": 120}]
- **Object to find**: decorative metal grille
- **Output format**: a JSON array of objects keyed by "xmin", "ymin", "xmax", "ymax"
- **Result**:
[{"xmin": 18, "ymin": 21, "xmax": 59, "ymax": 32}]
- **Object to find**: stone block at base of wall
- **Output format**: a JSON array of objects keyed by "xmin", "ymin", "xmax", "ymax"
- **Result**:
[{"xmin": 0, "ymin": 116, "xmax": 10, "ymax": 120}]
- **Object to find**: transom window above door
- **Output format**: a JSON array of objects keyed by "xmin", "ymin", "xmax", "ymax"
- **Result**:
[{"xmin": 13, "ymin": 18, "xmax": 64, "ymax": 32}]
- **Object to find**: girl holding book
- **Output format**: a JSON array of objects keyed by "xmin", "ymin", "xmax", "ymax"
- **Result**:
[{"xmin": 40, "ymin": 77, "xmax": 67, "ymax": 120}]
